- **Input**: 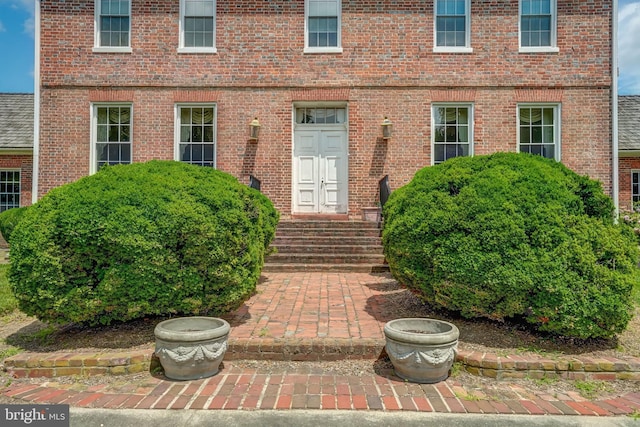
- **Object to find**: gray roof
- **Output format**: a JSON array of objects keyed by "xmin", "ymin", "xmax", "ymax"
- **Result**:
[
  {"xmin": 619, "ymin": 95, "xmax": 640, "ymax": 151},
  {"xmin": 0, "ymin": 93, "xmax": 34, "ymax": 150}
]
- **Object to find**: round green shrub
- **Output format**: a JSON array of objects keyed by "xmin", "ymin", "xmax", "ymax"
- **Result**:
[
  {"xmin": 0, "ymin": 206, "xmax": 29, "ymax": 243},
  {"xmin": 8, "ymin": 161, "xmax": 279, "ymax": 325},
  {"xmin": 383, "ymin": 152, "xmax": 638, "ymax": 339}
]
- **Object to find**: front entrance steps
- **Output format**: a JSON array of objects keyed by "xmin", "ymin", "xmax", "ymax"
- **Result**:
[{"xmin": 263, "ymin": 219, "xmax": 389, "ymax": 273}]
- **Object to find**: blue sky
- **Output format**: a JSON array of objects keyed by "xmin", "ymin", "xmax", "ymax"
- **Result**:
[{"xmin": 0, "ymin": 0, "xmax": 639, "ymax": 94}]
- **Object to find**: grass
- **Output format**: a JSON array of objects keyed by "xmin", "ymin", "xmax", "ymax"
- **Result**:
[
  {"xmin": 0, "ymin": 264, "xmax": 17, "ymax": 315},
  {"xmin": 573, "ymin": 380, "xmax": 613, "ymax": 399}
]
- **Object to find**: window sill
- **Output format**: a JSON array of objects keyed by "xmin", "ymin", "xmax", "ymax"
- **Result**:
[
  {"xmin": 433, "ymin": 47, "xmax": 473, "ymax": 54},
  {"xmin": 178, "ymin": 47, "xmax": 218, "ymax": 54},
  {"xmin": 92, "ymin": 47, "xmax": 132, "ymax": 53},
  {"xmin": 519, "ymin": 47, "xmax": 560, "ymax": 54},
  {"xmin": 304, "ymin": 47, "xmax": 344, "ymax": 54}
]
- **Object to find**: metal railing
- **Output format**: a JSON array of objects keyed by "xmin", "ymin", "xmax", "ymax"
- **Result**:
[
  {"xmin": 249, "ymin": 175, "xmax": 261, "ymax": 192},
  {"xmin": 379, "ymin": 175, "xmax": 391, "ymax": 208}
]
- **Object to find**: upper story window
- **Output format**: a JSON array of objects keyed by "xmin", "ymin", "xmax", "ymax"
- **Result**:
[
  {"xmin": 179, "ymin": 0, "xmax": 216, "ymax": 53},
  {"xmin": 176, "ymin": 105, "xmax": 216, "ymax": 167},
  {"xmin": 305, "ymin": 0, "xmax": 342, "ymax": 53},
  {"xmin": 434, "ymin": 0, "xmax": 471, "ymax": 53},
  {"xmin": 519, "ymin": 0, "xmax": 558, "ymax": 52},
  {"xmin": 518, "ymin": 105, "xmax": 560, "ymax": 160},
  {"xmin": 91, "ymin": 104, "xmax": 132, "ymax": 173},
  {"xmin": 432, "ymin": 104, "xmax": 473, "ymax": 165},
  {"xmin": 94, "ymin": 0, "xmax": 131, "ymax": 53}
]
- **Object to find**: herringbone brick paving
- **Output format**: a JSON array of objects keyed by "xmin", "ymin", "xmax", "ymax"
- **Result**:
[{"xmin": 2, "ymin": 272, "xmax": 640, "ymax": 416}]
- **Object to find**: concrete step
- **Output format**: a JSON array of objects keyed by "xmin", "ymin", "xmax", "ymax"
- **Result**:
[
  {"xmin": 265, "ymin": 253, "xmax": 386, "ymax": 265},
  {"xmin": 262, "ymin": 263, "xmax": 390, "ymax": 273},
  {"xmin": 273, "ymin": 236, "xmax": 382, "ymax": 246},
  {"xmin": 277, "ymin": 220, "xmax": 380, "ymax": 229},
  {"xmin": 272, "ymin": 244, "xmax": 384, "ymax": 254},
  {"xmin": 275, "ymin": 228, "xmax": 381, "ymax": 238}
]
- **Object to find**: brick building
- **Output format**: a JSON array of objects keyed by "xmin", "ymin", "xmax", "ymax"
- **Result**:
[
  {"xmin": 618, "ymin": 95, "xmax": 640, "ymax": 212},
  {"xmin": 0, "ymin": 93, "xmax": 33, "ymax": 213},
  {"xmin": 34, "ymin": 0, "xmax": 618, "ymax": 219}
]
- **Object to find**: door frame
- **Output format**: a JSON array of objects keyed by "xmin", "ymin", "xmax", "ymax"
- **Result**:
[{"xmin": 291, "ymin": 102, "xmax": 349, "ymax": 215}]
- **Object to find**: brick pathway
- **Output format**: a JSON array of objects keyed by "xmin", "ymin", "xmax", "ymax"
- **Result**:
[{"xmin": 2, "ymin": 272, "xmax": 640, "ymax": 416}]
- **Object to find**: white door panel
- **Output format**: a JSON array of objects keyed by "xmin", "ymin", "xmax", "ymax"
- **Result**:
[{"xmin": 293, "ymin": 128, "xmax": 347, "ymax": 214}]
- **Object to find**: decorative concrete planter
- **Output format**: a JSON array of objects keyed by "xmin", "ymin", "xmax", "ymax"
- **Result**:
[
  {"xmin": 362, "ymin": 207, "xmax": 382, "ymax": 222},
  {"xmin": 154, "ymin": 316, "xmax": 230, "ymax": 380},
  {"xmin": 384, "ymin": 318, "xmax": 459, "ymax": 384}
]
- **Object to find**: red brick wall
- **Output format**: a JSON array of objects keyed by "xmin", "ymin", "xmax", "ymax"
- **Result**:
[
  {"xmin": 40, "ymin": 1, "xmax": 612, "ymax": 88},
  {"xmin": 0, "ymin": 154, "xmax": 33, "ymax": 208},
  {"xmin": 38, "ymin": 1, "xmax": 614, "ymax": 217},
  {"xmin": 38, "ymin": 86, "xmax": 612, "ymax": 217}
]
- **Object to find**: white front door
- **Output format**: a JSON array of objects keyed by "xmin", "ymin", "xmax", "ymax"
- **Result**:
[{"xmin": 293, "ymin": 129, "xmax": 348, "ymax": 214}]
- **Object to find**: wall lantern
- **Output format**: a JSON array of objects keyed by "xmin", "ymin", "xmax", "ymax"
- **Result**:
[
  {"xmin": 249, "ymin": 117, "xmax": 261, "ymax": 140},
  {"xmin": 381, "ymin": 117, "xmax": 393, "ymax": 140}
]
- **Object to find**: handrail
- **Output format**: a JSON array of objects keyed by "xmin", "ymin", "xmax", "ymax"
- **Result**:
[
  {"xmin": 379, "ymin": 175, "xmax": 391, "ymax": 208},
  {"xmin": 249, "ymin": 175, "xmax": 261, "ymax": 192}
]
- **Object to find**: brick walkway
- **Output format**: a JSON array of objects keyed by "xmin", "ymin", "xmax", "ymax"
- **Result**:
[{"xmin": 2, "ymin": 272, "xmax": 640, "ymax": 416}]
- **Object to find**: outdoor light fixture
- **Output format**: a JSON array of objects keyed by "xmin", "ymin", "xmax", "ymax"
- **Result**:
[
  {"xmin": 249, "ymin": 117, "xmax": 261, "ymax": 140},
  {"xmin": 381, "ymin": 117, "xmax": 393, "ymax": 140}
]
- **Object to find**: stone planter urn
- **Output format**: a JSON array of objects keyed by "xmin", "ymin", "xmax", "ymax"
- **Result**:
[
  {"xmin": 154, "ymin": 316, "xmax": 230, "ymax": 381},
  {"xmin": 383, "ymin": 318, "xmax": 459, "ymax": 384}
]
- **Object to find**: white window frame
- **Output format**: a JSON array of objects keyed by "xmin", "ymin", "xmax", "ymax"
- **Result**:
[
  {"xmin": 178, "ymin": 0, "xmax": 217, "ymax": 53},
  {"xmin": 517, "ymin": 104, "xmax": 561, "ymax": 161},
  {"xmin": 174, "ymin": 104, "xmax": 218, "ymax": 168},
  {"xmin": 304, "ymin": 0, "xmax": 343, "ymax": 54},
  {"xmin": 431, "ymin": 103, "xmax": 474, "ymax": 165},
  {"xmin": 433, "ymin": 0, "xmax": 472, "ymax": 53},
  {"xmin": 93, "ymin": 0, "xmax": 132, "ymax": 53},
  {"xmin": 632, "ymin": 171, "xmax": 640, "ymax": 209},
  {"xmin": 90, "ymin": 103, "xmax": 133, "ymax": 174},
  {"xmin": 519, "ymin": 0, "xmax": 559, "ymax": 53},
  {"xmin": 0, "ymin": 169, "xmax": 21, "ymax": 212}
]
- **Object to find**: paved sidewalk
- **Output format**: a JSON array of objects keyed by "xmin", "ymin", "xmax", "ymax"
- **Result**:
[{"xmin": 2, "ymin": 272, "xmax": 640, "ymax": 417}]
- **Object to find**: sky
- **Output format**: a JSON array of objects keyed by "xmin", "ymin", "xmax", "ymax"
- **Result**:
[{"xmin": 0, "ymin": 0, "xmax": 639, "ymax": 94}]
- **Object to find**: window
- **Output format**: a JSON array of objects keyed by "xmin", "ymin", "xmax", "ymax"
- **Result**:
[
  {"xmin": 434, "ymin": 0, "xmax": 471, "ymax": 52},
  {"xmin": 432, "ymin": 104, "xmax": 473, "ymax": 165},
  {"xmin": 0, "ymin": 171, "xmax": 20, "ymax": 212},
  {"xmin": 176, "ymin": 105, "xmax": 216, "ymax": 167},
  {"xmin": 632, "ymin": 172, "xmax": 640, "ymax": 207},
  {"xmin": 295, "ymin": 107, "xmax": 346, "ymax": 124},
  {"xmin": 305, "ymin": 0, "xmax": 342, "ymax": 53},
  {"xmin": 95, "ymin": 0, "xmax": 131, "ymax": 51},
  {"xmin": 180, "ymin": 0, "xmax": 216, "ymax": 52},
  {"xmin": 518, "ymin": 105, "xmax": 560, "ymax": 160},
  {"xmin": 520, "ymin": 0, "xmax": 557, "ymax": 52},
  {"xmin": 92, "ymin": 105, "xmax": 132, "ymax": 172}
]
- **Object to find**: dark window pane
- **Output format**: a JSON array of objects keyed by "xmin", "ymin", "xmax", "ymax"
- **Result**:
[{"xmin": 434, "ymin": 145, "xmax": 445, "ymax": 163}]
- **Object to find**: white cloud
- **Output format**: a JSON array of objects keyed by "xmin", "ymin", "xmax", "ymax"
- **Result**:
[
  {"xmin": 0, "ymin": 20, "xmax": 6, "ymax": 32},
  {"xmin": 0, "ymin": 0, "xmax": 34, "ymax": 35},
  {"xmin": 619, "ymin": 2, "xmax": 640, "ymax": 94}
]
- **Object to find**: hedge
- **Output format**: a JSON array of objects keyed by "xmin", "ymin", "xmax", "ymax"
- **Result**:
[
  {"xmin": 8, "ymin": 161, "xmax": 279, "ymax": 325},
  {"xmin": 383, "ymin": 152, "xmax": 638, "ymax": 339}
]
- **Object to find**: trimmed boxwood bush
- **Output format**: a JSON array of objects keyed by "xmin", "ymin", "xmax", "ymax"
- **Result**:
[
  {"xmin": 0, "ymin": 206, "xmax": 29, "ymax": 243},
  {"xmin": 8, "ymin": 161, "xmax": 279, "ymax": 325},
  {"xmin": 383, "ymin": 152, "xmax": 638, "ymax": 339}
]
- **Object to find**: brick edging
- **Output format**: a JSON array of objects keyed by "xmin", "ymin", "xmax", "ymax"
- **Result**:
[
  {"xmin": 3, "ymin": 350, "xmax": 154, "ymax": 379},
  {"xmin": 456, "ymin": 350, "xmax": 640, "ymax": 381},
  {"xmin": 4, "ymin": 345, "xmax": 640, "ymax": 381}
]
